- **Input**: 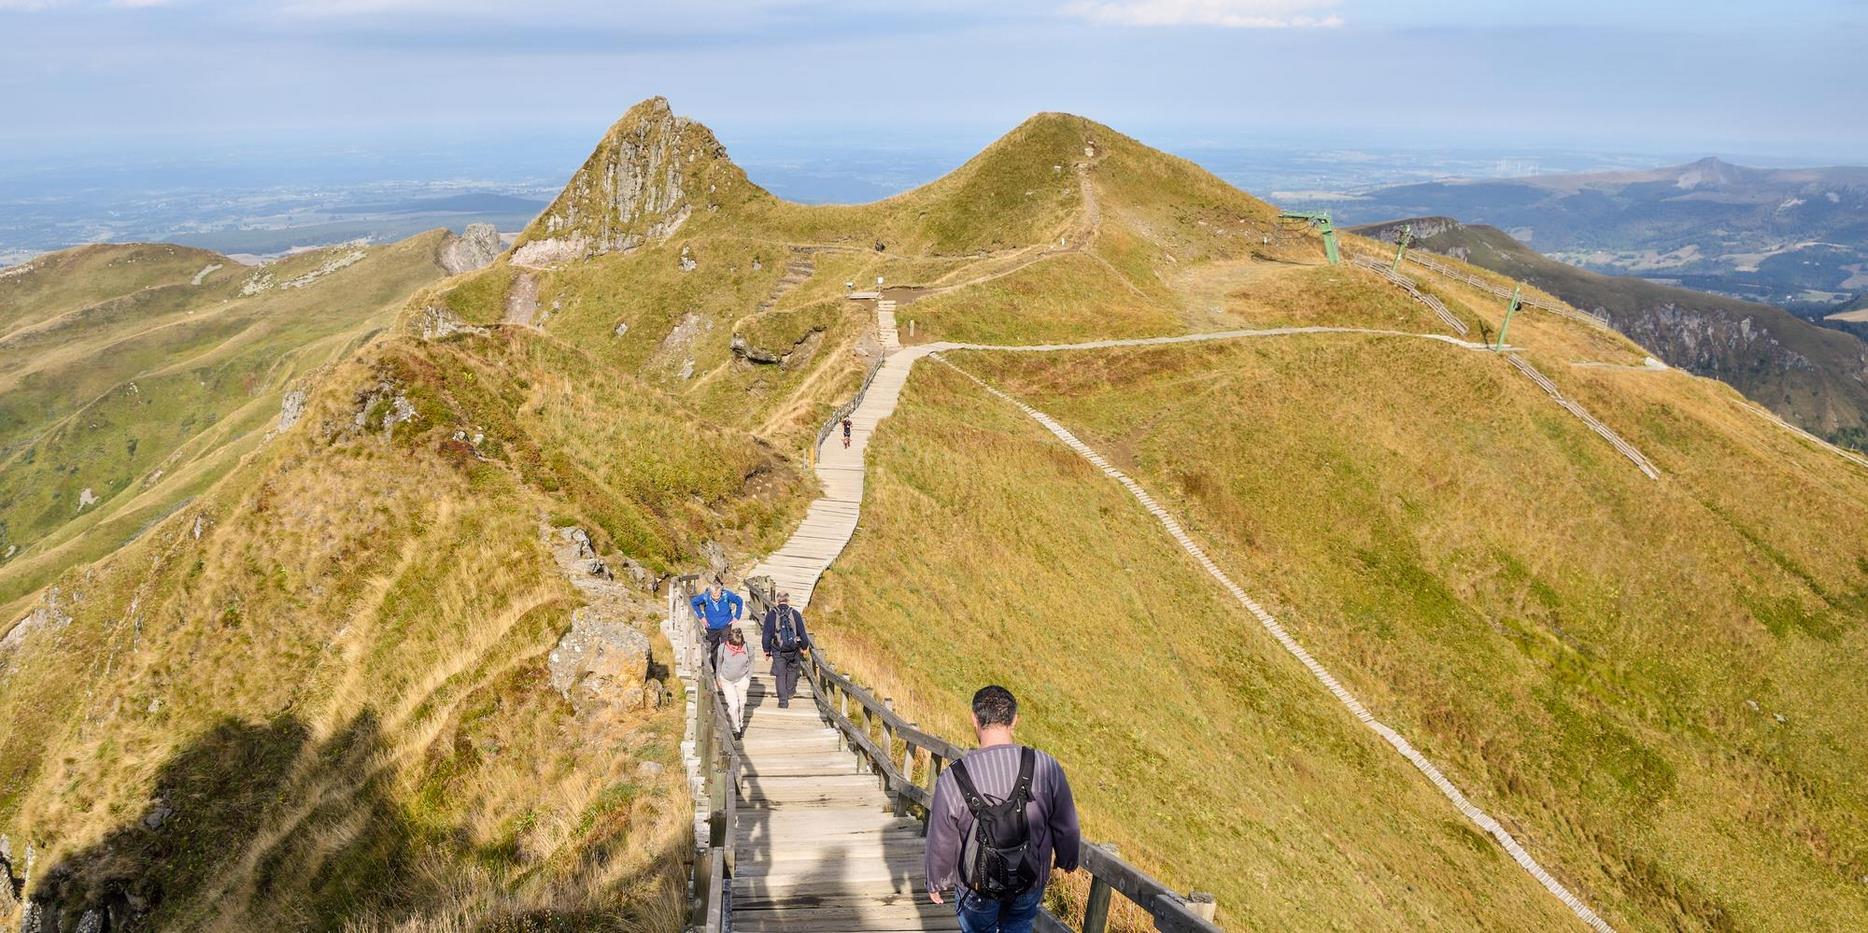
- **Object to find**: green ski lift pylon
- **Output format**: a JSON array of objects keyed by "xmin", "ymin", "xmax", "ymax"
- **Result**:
[
  {"xmin": 1496, "ymin": 286, "xmax": 1524, "ymax": 350},
  {"xmin": 1279, "ymin": 210, "xmax": 1340, "ymax": 265},
  {"xmin": 1391, "ymin": 224, "xmax": 1413, "ymax": 272}
]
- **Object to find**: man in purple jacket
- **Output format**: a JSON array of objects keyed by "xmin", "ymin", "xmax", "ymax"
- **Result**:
[{"xmin": 925, "ymin": 685, "xmax": 1081, "ymax": 933}]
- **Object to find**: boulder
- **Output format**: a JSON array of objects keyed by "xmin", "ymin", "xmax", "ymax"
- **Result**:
[
  {"xmin": 560, "ymin": 526, "xmax": 595, "ymax": 558},
  {"xmin": 548, "ymin": 606, "xmax": 651, "ymax": 707},
  {"xmin": 699, "ymin": 540, "xmax": 729, "ymax": 577},
  {"xmin": 439, "ymin": 223, "xmax": 502, "ymax": 275},
  {"xmin": 730, "ymin": 333, "xmax": 783, "ymax": 364}
]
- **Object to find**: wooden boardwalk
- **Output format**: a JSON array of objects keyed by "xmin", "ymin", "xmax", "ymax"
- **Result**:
[
  {"xmin": 725, "ymin": 664, "xmax": 957, "ymax": 931},
  {"xmin": 750, "ymin": 345, "xmax": 939, "ymax": 608}
]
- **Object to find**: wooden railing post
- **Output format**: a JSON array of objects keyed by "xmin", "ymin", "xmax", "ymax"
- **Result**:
[
  {"xmin": 1187, "ymin": 891, "xmax": 1217, "ymax": 922},
  {"xmin": 1082, "ymin": 842, "xmax": 1119, "ymax": 933},
  {"xmin": 881, "ymin": 697, "xmax": 898, "ymax": 793},
  {"xmin": 1082, "ymin": 876, "xmax": 1114, "ymax": 933}
]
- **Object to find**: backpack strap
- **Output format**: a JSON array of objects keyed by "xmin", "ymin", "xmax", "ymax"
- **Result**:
[
  {"xmin": 1010, "ymin": 746, "xmax": 1036, "ymax": 807},
  {"xmin": 947, "ymin": 758, "xmax": 991, "ymax": 815}
]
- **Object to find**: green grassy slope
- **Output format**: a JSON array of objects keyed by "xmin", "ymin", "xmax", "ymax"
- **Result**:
[
  {"xmin": 0, "ymin": 235, "xmax": 458, "ymax": 615},
  {"xmin": 0, "ymin": 321, "xmax": 811, "ymax": 930},
  {"xmin": 1352, "ymin": 217, "xmax": 1868, "ymax": 450},
  {"xmin": 807, "ymin": 359, "xmax": 1583, "ymax": 930},
  {"xmin": 908, "ymin": 333, "xmax": 1868, "ymax": 930}
]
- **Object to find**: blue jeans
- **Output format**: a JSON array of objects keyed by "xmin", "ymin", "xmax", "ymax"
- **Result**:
[{"xmin": 956, "ymin": 886, "xmax": 1044, "ymax": 933}]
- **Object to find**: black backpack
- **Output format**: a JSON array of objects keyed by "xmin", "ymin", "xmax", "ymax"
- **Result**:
[
  {"xmin": 950, "ymin": 747, "xmax": 1039, "ymax": 900},
  {"xmin": 773, "ymin": 608, "xmax": 802, "ymax": 653}
]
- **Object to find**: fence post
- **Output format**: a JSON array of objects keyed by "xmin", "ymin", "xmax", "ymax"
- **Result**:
[
  {"xmin": 880, "ymin": 698, "xmax": 897, "ymax": 792},
  {"xmin": 1082, "ymin": 876, "xmax": 1113, "ymax": 933},
  {"xmin": 1187, "ymin": 892, "xmax": 1217, "ymax": 922}
]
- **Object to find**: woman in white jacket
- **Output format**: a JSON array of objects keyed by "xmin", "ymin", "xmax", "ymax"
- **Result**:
[{"xmin": 715, "ymin": 627, "xmax": 754, "ymax": 737}]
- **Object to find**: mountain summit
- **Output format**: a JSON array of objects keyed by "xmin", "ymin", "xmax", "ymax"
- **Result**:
[{"xmin": 512, "ymin": 97, "xmax": 757, "ymax": 267}]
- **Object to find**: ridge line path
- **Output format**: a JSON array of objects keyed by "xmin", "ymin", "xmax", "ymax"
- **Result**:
[
  {"xmin": 752, "ymin": 326, "xmax": 1495, "ymax": 607},
  {"xmin": 733, "ymin": 324, "xmax": 1608, "ymax": 932}
]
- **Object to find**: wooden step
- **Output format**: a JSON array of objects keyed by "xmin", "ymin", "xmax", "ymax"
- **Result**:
[
  {"xmin": 731, "ymin": 904, "xmax": 959, "ymax": 933},
  {"xmin": 734, "ymin": 874, "xmax": 924, "ymax": 902},
  {"xmin": 734, "ymin": 833, "xmax": 927, "ymax": 866}
]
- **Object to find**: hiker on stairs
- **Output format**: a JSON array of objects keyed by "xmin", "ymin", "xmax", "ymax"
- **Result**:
[
  {"xmin": 760, "ymin": 591, "xmax": 811, "ymax": 708},
  {"xmin": 715, "ymin": 627, "xmax": 753, "ymax": 736},
  {"xmin": 690, "ymin": 578, "xmax": 744, "ymax": 671},
  {"xmin": 926, "ymin": 685, "xmax": 1080, "ymax": 933}
]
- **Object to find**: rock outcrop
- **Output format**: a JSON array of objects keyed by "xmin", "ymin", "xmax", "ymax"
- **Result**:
[
  {"xmin": 438, "ymin": 223, "xmax": 502, "ymax": 275},
  {"xmin": 510, "ymin": 97, "xmax": 754, "ymax": 268},
  {"xmin": 543, "ymin": 526, "xmax": 665, "ymax": 714},
  {"xmin": 411, "ymin": 305, "xmax": 488, "ymax": 341}
]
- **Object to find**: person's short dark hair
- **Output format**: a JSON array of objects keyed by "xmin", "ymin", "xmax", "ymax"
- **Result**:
[{"xmin": 972, "ymin": 685, "xmax": 1017, "ymax": 728}]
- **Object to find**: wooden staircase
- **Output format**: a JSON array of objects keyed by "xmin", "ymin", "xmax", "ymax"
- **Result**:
[
  {"xmin": 877, "ymin": 298, "xmax": 901, "ymax": 351},
  {"xmin": 727, "ymin": 660, "xmax": 959, "ymax": 932}
]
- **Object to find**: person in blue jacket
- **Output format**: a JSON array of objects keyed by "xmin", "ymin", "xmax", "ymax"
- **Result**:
[{"xmin": 690, "ymin": 577, "xmax": 744, "ymax": 670}]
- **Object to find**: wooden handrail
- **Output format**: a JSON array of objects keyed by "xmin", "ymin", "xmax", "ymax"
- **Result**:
[
  {"xmin": 809, "ymin": 647, "xmax": 968, "ymax": 760},
  {"xmin": 814, "ymin": 356, "xmax": 887, "ymax": 453},
  {"xmin": 801, "ymin": 647, "xmax": 1223, "ymax": 932},
  {"xmin": 673, "ymin": 573, "xmax": 748, "ymax": 933}
]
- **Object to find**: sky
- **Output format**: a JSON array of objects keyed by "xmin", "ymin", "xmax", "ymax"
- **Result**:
[{"xmin": 2, "ymin": 0, "xmax": 1866, "ymax": 175}]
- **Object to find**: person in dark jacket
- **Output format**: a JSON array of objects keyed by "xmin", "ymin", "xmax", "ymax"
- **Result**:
[
  {"xmin": 925, "ymin": 685, "xmax": 1079, "ymax": 933},
  {"xmin": 760, "ymin": 591, "xmax": 811, "ymax": 708},
  {"xmin": 690, "ymin": 579, "xmax": 744, "ymax": 670}
]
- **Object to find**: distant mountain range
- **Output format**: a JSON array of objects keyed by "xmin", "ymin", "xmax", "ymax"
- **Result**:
[
  {"xmin": 1353, "ymin": 217, "xmax": 1868, "ymax": 450},
  {"xmin": 1315, "ymin": 158, "xmax": 1868, "ymax": 310}
]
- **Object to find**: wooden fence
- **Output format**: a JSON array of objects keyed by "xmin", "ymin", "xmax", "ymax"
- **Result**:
[
  {"xmin": 802, "ymin": 648, "xmax": 1224, "ymax": 933},
  {"xmin": 1349, "ymin": 254, "xmax": 1471, "ymax": 337},
  {"xmin": 666, "ymin": 568, "xmax": 1223, "ymax": 932},
  {"xmin": 1397, "ymin": 251, "xmax": 1614, "ymax": 330},
  {"xmin": 665, "ymin": 574, "xmax": 742, "ymax": 930}
]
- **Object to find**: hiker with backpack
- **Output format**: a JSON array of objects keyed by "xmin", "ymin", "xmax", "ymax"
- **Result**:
[
  {"xmin": 925, "ymin": 685, "xmax": 1080, "ymax": 933},
  {"xmin": 689, "ymin": 578, "xmax": 744, "ymax": 671},
  {"xmin": 760, "ymin": 591, "xmax": 811, "ymax": 708},
  {"xmin": 842, "ymin": 416, "xmax": 853, "ymax": 448}
]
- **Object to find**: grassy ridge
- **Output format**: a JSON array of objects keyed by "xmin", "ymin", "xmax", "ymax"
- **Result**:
[
  {"xmin": 0, "ymin": 319, "xmax": 811, "ymax": 928},
  {"xmin": 948, "ymin": 336, "xmax": 1868, "ymax": 929},
  {"xmin": 807, "ymin": 358, "xmax": 1579, "ymax": 930},
  {"xmin": 0, "ymin": 235, "xmax": 455, "ymax": 613},
  {"xmin": 1352, "ymin": 218, "xmax": 1868, "ymax": 449}
]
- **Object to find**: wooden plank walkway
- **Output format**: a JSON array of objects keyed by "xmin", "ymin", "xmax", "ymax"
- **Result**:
[
  {"xmin": 878, "ymin": 299, "xmax": 901, "ymax": 352},
  {"xmin": 750, "ymin": 345, "xmax": 938, "ymax": 608},
  {"xmin": 726, "ymin": 665, "xmax": 955, "ymax": 932}
]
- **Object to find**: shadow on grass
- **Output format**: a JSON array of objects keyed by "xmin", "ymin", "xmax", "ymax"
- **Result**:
[{"xmin": 21, "ymin": 710, "xmax": 420, "ymax": 932}]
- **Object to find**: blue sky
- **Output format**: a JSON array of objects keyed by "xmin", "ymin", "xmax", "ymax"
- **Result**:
[{"xmin": 2, "ymin": 0, "xmax": 1865, "ymax": 166}]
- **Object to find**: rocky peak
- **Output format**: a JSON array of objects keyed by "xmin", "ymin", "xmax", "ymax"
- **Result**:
[
  {"xmin": 438, "ymin": 222, "xmax": 502, "ymax": 275},
  {"xmin": 1675, "ymin": 156, "xmax": 1745, "ymax": 190},
  {"xmin": 512, "ymin": 97, "xmax": 747, "ymax": 268}
]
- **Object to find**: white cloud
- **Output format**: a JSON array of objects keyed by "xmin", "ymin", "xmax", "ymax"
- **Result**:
[{"xmin": 1062, "ymin": 0, "xmax": 1343, "ymax": 28}]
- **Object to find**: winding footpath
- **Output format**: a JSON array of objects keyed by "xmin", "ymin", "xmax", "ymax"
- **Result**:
[{"xmin": 735, "ymin": 323, "xmax": 1615, "ymax": 931}]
